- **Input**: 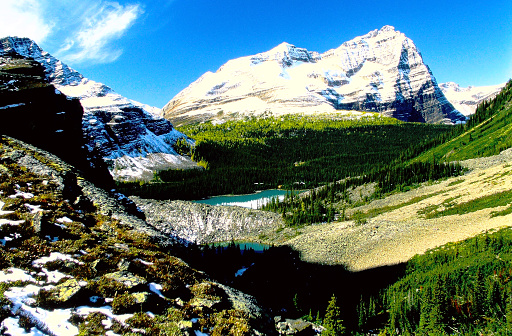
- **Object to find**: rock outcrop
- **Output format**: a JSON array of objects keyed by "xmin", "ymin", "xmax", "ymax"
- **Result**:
[
  {"xmin": 0, "ymin": 37, "xmax": 199, "ymax": 182},
  {"xmin": 164, "ymin": 25, "xmax": 466, "ymax": 125},
  {"xmin": 131, "ymin": 196, "xmax": 285, "ymax": 244},
  {"xmin": 0, "ymin": 53, "xmax": 112, "ymax": 187}
]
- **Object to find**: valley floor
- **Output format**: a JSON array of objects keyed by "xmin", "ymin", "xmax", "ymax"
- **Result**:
[{"xmin": 268, "ymin": 149, "xmax": 512, "ymax": 271}]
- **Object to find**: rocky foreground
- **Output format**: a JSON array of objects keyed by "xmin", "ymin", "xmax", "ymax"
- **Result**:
[{"xmin": 0, "ymin": 135, "xmax": 272, "ymax": 335}]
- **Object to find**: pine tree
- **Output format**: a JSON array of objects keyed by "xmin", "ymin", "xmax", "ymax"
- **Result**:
[{"xmin": 322, "ymin": 295, "xmax": 345, "ymax": 336}]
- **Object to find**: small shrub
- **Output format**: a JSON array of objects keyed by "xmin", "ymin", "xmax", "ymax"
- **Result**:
[
  {"xmin": 126, "ymin": 312, "xmax": 154, "ymax": 329},
  {"xmin": 78, "ymin": 312, "xmax": 108, "ymax": 335},
  {"xmin": 111, "ymin": 292, "xmax": 137, "ymax": 314},
  {"xmin": 18, "ymin": 315, "xmax": 34, "ymax": 332},
  {"xmin": 88, "ymin": 276, "xmax": 128, "ymax": 298},
  {"xmin": 211, "ymin": 309, "xmax": 251, "ymax": 336},
  {"xmin": 35, "ymin": 288, "xmax": 60, "ymax": 309}
]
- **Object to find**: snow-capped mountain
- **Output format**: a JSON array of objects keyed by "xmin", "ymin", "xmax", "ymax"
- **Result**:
[
  {"xmin": 164, "ymin": 26, "xmax": 466, "ymax": 125},
  {"xmin": 0, "ymin": 36, "xmax": 199, "ymax": 181},
  {"xmin": 440, "ymin": 82, "xmax": 505, "ymax": 117}
]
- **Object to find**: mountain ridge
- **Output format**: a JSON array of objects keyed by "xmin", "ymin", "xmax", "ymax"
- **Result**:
[
  {"xmin": 0, "ymin": 36, "xmax": 199, "ymax": 182},
  {"xmin": 440, "ymin": 81, "xmax": 505, "ymax": 116},
  {"xmin": 164, "ymin": 26, "xmax": 466, "ymax": 126}
]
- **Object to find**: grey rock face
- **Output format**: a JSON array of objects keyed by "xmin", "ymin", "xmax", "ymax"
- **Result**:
[{"xmin": 131, "ymin": 196, "xmax": 285, "ymax": 244}]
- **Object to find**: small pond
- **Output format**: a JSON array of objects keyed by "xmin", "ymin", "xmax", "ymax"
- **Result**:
[
  {"xmin": 209, "ymin": 241, "xmax": 271, "ymax": 253},
  {"xmin": 194, "ymin": 189, "xmax": 289, "ymax": 209}
]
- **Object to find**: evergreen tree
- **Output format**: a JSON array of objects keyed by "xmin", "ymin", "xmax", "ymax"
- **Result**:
[{"xmin": 322, "ymin": 295, "xmax": 345, "ymax": 336}]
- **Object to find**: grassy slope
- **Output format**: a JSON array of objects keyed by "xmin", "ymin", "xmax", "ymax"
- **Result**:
[
  {"xmin": 352, "ymin": 81, "xmax": 512, "ymax": 334},
  {"xmin": 414, "ymin": 80, "xmax": 512, "ymax": 163}
]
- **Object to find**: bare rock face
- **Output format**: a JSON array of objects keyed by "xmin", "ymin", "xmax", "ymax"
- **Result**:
[
  {"xmin": 130, "ymin": 196, "xmax": 285, "ymax": 244},
  {"xmin": 164, "ymin": 25, "xmax": 466, "ymax": 126},
  {"xmin": 0, "ymin": 37, "xmax": 198, "ymax": 182}
]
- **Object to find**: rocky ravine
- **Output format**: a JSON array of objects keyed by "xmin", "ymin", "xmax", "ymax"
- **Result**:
[
  {"xmin": 271, "ymin": 150, "xmax": 512, "ymax": 271},
  {"xmin": 131, "ymin": 196, "xmax": 285, "ymax": 244}
]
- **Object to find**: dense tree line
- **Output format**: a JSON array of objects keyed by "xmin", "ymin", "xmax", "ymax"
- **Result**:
[
  {"xmin": 116, "ymin": 115, "xmax": 451, "ymax": 200},
  {"xmin": 397, "ymin": 79, "xmax": 512, "ymax": 163},
  {"xmin": 357, "ymin": 228, "xmax": 512, "ymax": 335},
  {"xmin": 263, "ymin": 161, "xmax": 464, "ymax": 227}
]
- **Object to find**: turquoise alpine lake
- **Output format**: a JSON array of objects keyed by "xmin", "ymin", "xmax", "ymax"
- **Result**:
[{"xmin": 193, "ymin": 189, "xmax": 290, "ymax": 209}]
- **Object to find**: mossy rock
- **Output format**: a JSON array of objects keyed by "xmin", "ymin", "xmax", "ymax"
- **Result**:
[
  {"xmin": 188, "ymin": 296, "xmax": 222, "ymax": 309},
  {"xmin": 103, "ymin": 271, "xmax": 147, "ymax": 289},
  {"xmin": 54, "ymin": 278, "xmax": 86, "ymax": 302}
]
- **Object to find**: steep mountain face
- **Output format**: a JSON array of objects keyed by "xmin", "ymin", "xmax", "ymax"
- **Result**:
[
  {"xmin": 440, "ymin": 81, "xmax": 505, "ymax": 116},
  {"xmin": 164, "ymin": 25, "xmax": 466, "ymax": 126},
  {"xmin": 0, "ymin": 37, "xmax": 199, "ymax": 182},
  {"xmin": 0, "ymin": 53, "xmax": 112, "ymax": 186}
]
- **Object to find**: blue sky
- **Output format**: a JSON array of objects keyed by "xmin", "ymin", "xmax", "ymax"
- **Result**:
[{"xmin": 2, "ymin": 0, "xmax": 511, "ymax": 108}]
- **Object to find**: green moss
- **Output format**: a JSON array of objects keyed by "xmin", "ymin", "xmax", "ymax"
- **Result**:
[
  {"xmin": 111, "ymin": 292, "xmax": 137, "ymax": 314},
  {"xmin": 211, "ymin": 309, "xmax": 251, "ymax": 336}
]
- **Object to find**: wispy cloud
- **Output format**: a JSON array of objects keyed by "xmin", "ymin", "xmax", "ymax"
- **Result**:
[
  {"xmin": 58, "ymin": 2, "xmax": 144, "ymax": 64},
  {"xmin": 0, "ymin": 0, "xmax": 144, "ymax": 65},
  {"xmin": 0, "ymin": 0, "xmax": 54, "ymax": 43}
]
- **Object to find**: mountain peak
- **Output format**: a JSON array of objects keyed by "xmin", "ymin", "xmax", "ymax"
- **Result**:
[
  {"xmin": 272, "ymin": 42, "xmax": 295, "ymax": 51},
  {"xmin": 249, "ymin": 42, "xmax": 320, "ymax": 67},
  {"xmin": 0, "ymin": 36, "xmax": 198, "ymax": 181},
  {"xmin": 380, "ymin": 25, "xmax": 397, "ymax": 32},
  {"xmin": 164, "ymin": 26, "xmax": 466, "ymax": 125},
  {"xmin": 0, "ymin": 36, "xmax": 44, "ymax": 59}
]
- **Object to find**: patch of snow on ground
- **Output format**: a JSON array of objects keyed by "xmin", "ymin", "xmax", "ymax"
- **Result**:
[
  {"xmin": 1, "ymin": 233, "xmax": 21, "ymax": 246},
  {"xmin": 0, "ymin": 219, "xmax": 25, "ymax": 227},
  {"xmin": 56, "ymin": 217, "xmax": 73, "ymax": 223},
  {"xmin": 32, "ymin": 252, "xmax": 82, "ymax": 266},
  {"xmin": 1, "ymin": 317, "xmax": 46, "ymax": 335},
  {"xmin": 149, "ymin": 283, "xmax": 165, "ymax": 299},
  {"xmin": 25, "ymin": 204, "xmax": 43, "ymax": 214},
  {"xmin": 9, "ymin": 191, "xmax": 34, "ymax": 199},
  {"xmin": 3, "ymin": 280, "xmax": 135, "ymax": 336},
  {"xmin": 0, "ymin": 268, "xmax": 37, "ymax": 283},
  {"xmin": 0, "ymin": 200, "xmax": 14, "ymax": 216},
  {"xmin": 235, "ymin": 267, "xmax": 249, "ymax": 277}
]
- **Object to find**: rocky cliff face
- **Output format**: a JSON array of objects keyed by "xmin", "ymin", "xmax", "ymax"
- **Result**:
[
  {"xmin": 440, "ymin": 82, "xmax": 505, "ymax": 117},
  {"xmin": 0, "ymin": 37, "xmax": 199, "ymax": 182},
  {"xmin": 0, "ymin": 53, "xmax": 112, "ymax": 186},
  {"xmin": 131, "ymin": 196, "xmax": 285, "ymax": 244},
  {"xmin": 164, "ymin": 26, "xmax": 466, "ymax": 125}
]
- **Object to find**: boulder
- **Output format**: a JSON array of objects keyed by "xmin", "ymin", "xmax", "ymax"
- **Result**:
[{"xmin": 103, "ymin": 271, "xmax": 146, "ymax": 289}]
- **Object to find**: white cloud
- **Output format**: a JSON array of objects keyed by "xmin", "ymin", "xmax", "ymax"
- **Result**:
[
  {"xmin": 58, "ymin": 2, "xmax": 144, "ymax": 64},
  {"xmin": 0, "ymin": 0, "xmax": 53, "ymax": 43},
  {"xmin": 0, "ymin": 0, "xmax": 144, "ymax": 65}
]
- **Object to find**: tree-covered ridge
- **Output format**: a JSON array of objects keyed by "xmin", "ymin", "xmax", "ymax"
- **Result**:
[
  {"xmin": 409, "ymin": 79, "xmax": 512, "ymax": 163},
  {"xmin": 358, "ymin": 227, "xmax": 512, "ymax": 335},
  {"xmin": 116, "ymin": 114, "xmax": 451, "ymax": 200}
]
